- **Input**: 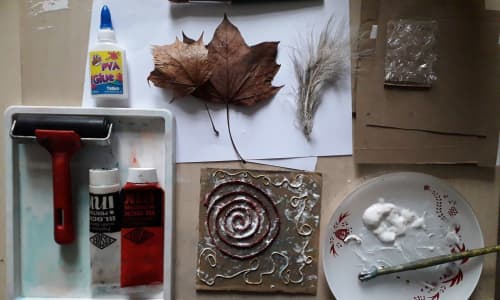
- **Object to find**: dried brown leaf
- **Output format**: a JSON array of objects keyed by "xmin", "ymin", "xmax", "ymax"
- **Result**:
[
  {"xmin": 147, "ymin": 69, "xmax": 171, "ymax": 89},
  {"xmin": 149, "ymin": 34, "xmax": 211, "ymax": 98},
  {"xmin": 192, "ymin": 15, "xmax": 282, "ymax": 106}
]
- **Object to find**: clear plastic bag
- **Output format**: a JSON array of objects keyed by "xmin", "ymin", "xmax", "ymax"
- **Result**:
[{"xmin": 384, "ymin": 19, "xmax": 438, "ymax": 87}]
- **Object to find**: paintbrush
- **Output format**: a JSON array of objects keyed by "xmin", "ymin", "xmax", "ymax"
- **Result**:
[{"xmin": 358, "ymin": 244, "xmax": 500, "ymax": 282}]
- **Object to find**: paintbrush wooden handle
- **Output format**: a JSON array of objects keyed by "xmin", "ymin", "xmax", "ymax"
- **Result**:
[{"xmin": 359, "ymin": 245, "xmax": 500, "ymax": 281}]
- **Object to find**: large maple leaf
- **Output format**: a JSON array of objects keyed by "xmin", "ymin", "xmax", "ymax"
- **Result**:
[{"xmin": 192, "ymin": 15, "xmax": 281, "ymax": 106}]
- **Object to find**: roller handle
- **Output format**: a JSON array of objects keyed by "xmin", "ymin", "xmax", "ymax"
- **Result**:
[{"xmin": 36, "ymin": 130, "xmax": 82, "ymax": 244}]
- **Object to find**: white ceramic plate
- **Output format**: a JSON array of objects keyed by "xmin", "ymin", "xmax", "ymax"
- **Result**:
[{"xmin": 323, "ymin": 172, "xmax": 483, "ymax": 300}]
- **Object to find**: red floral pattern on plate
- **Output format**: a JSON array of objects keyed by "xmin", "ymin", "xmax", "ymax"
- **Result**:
[
  {"xmin": 329, "ymin": 211, "xmax": 351, "ymax": 256},
  {"xmin": 410, "ymin": 185, "xmax": 468, "ymax": 300}
]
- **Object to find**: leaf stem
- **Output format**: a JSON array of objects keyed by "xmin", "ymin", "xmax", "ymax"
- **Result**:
[
  {"xmin": 226, "ymin": 102, "xmax": 246, "ymax": 164},
  {"xmin": 204, "ymin": 103, "xmax": 219, "ymax": 136}
]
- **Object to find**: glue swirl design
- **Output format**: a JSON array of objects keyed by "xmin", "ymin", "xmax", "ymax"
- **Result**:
[{"xmin": 204, "ymin": 181, "xmax": 280, "ymax": 260}]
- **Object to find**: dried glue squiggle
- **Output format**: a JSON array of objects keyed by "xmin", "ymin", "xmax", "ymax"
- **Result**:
[
  {"xmin": 197, "ymin": 248, "xmax": 260, "ymax": 286},
  {"xmin": 272, "ymin": 174, "xmax": 304, "ymax": 188},
  {"xmin": 289, "ymin": 195, "xmax": 313, "ymax": 236},
  {"xmin": 213, "ymin": 170, "xmax": 305, "ymax": 189},
  {"xmin": 197, "ymin": 248, "xmax": 291, "ymax": 286},
  {"xmin": 283, "ymin": 240, "xmax": 313, "ymax": 284},
  {"xmin": 213, "ymin": 170, "xmax": 271, "ymax": 186},
  {"xmin": 244, "ymin": 252, "xmax": 290, "ymax": 285}
]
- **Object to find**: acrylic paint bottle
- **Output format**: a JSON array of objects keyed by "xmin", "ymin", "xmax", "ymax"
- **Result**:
[
  {"xmin": 89, "ymin": 168, "xmax": 121, "ymax": 287},
  {"xmin": 89, "ymin": 5, "xmax": 128, "ymax": 100},
  {"xmin": 121, "ymin": 168, "xmax": 164, "ymax": 287}
]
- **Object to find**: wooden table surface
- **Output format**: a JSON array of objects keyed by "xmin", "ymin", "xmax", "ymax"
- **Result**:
[{"xmin": 0, "ymin": 1, "xmax": 498, "ymax": 299}]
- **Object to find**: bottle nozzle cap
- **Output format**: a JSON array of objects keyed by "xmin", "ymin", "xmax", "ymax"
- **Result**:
[
  {"xmin": 89, "ymin": 168, "xmax": 120, "ymax": 187},
  {"xmin": 100, "ymin": 5, "xmax": 113, "ymax": 30}
]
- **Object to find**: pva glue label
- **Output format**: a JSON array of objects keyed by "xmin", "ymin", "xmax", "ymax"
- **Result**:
[{"xmin": 89, "ymin": 51, "xmax": 125, "ymax": 95}]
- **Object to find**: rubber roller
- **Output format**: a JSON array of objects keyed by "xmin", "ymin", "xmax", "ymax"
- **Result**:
[{"xmin": 11, "ymin": 114, "xmax": 112, "ymax": 244}]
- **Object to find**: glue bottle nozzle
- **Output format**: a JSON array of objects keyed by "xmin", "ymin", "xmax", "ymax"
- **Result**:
[{"xmin": 100, "ymin": 5, "xmax": 113, "ymax": 30}]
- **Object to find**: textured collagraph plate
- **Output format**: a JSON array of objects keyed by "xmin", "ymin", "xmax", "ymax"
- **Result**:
[
  {"xmin": 196, "ymin": 168, "xmax": 322, "ymax": 294},
  {"xmin": 384, "ymin": 19, "xmax": 438, "ymax": 87}
]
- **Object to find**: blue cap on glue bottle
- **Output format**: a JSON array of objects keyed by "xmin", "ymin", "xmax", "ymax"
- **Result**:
[
  {"xmin": 98, "ymin": 5, "xmax": 116, "ymax": 42},
  {"xmin": 100, "ymin": 5, "xmax": 113, "ymax": 30}
]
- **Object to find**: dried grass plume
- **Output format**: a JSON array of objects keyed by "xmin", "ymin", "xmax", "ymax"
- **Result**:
[{"xmin": 292, "ymin": 16, "xmax": 349, "ymax": 138}]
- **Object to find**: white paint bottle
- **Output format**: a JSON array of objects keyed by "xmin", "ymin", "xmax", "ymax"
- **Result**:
[
  {"xmin": 89, "ymin": 5, "xmax": 128, "ymax": 100},
  {"xmin": 89, "ymin": 168, "xmax": 121, "ymax": 288}
]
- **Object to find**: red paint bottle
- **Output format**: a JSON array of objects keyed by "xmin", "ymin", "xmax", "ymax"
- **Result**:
[{"xmin": 120, "ymin": 168, "xmax": 164, "ymax": 287}]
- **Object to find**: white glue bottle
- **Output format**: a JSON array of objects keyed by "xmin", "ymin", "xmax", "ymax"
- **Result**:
[
  {"xmin": 89, "ymin": 168, "xmax": 121, "ymax": 290},
  {"xmin": 89, "ymin": 5, "xmax": 128, "ymax": 100}
]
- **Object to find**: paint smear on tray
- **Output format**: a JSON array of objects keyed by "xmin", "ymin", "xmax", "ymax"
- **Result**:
[{"xmin": 29, "ymin": 0, "xmax": 68, "ymax": 16}]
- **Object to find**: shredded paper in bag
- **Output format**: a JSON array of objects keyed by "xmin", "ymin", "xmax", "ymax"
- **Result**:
[{"xmin": 384, "ymin": 19, "xmax": 438, "ymax": 87}]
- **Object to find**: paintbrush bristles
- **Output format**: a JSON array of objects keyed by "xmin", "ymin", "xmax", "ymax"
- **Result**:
[{"xmin": 292, "ymin": 16, "xmax": 349, "ymax": 138}]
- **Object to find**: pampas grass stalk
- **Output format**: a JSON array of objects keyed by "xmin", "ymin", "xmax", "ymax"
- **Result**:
[{"xmin": 292, "ymin": 16, "xmax": 349, "ymax": 138}]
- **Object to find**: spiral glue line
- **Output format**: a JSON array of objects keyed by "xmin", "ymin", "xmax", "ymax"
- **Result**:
[{"xmin": 204, "ymin": 181, "xmax": 280, "ymax": 260}]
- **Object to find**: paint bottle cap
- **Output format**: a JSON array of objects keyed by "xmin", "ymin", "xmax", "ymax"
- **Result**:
[
  {"xmin": 89, "ymin": 168, "xmax": 120, "ymax": 187},
  {"xmin": 127, "ymin": 168, "xmax": 158, "ymax": 184}
]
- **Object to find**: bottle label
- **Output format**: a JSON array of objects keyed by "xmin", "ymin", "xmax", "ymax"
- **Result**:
[
  {"xmin": 89, "ymin": 50, "xmax": 124, "ymax": 95},
  {"xmin": 89, "ymin": 191, "xmax": 121, "ymax": 285},
  {"xmin": 122, "ymin": 190, "xmax": 163, "ymax": 229},
  {"xmin": 90, "ymin": 192, "xmax": 121, "ymax": 233}
]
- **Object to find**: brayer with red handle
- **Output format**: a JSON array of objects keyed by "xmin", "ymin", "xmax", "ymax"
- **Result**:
[{"xmin": 10, "ymin": 114, "xmax": 112, "ymax": 244}]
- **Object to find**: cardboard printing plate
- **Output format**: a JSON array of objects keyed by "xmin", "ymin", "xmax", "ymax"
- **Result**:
[{"xmin": 4, "ymin": 106, "xmax": 175, "ymax": 300}]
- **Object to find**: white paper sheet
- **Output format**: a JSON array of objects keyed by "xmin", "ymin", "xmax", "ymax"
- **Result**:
[{"xmin": 82, "ymin": 0, "xmax": 352, "ymax": 164}]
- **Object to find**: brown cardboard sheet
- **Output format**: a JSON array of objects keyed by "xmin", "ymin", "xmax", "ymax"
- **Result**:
[{"xmin": 353, "ymin": 0, "xmax": 499, "ymax": 166}]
